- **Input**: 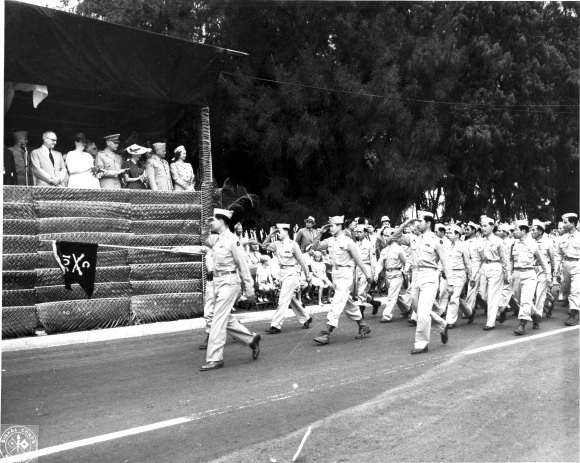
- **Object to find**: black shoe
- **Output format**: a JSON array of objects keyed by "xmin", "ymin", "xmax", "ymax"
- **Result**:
[
  {"xmin": 468, "ymin": 310, "xmax": 476, "ymax": 324},
  {"xmin": 198, "ymin": 335, "xmax": 209, "ymax": 350},
  {"xmin": 371, "ymin": 300, "xmax": 381, "ymax": 315},
  {"xmin": 441, "ymin": 325, "xmax": 449, "ymax": 344},
  {"xmin": 355, "ymin": 324, "xmax": 371, "ymax": 339},
  {"xmin": 249, "ymin": 334, "xmax": 261, "ymax": 359},
  {"xmin": 265, "ymin": 326, "xmax": 281, "ymax": 335},
  {"xmin": 411, "ymin": 346, "xmax": 428, "ymax": 355},
  {"xmin": 498, "ymin": 309, "xmax": 507, "ymax": 324},
  {"xmin": 483, "ymin": 325, "xmax": 495, "ymax": 331},
  {"xmin": 514, "ymin": 322, "xmax": 526, "ymax": 336},
  {"xmin": 302, "ymin": 317, "xmax": 313, "ymax": 329},
  {"xmin": 200, "ymin": 360, "xmax": 224, "ymax": 371},
  {"xmin": 531, "ymin": 314, "xmax": 541, "ymax": 330},
  {"xmin": 447, "ymin": 324, "xmax": 455, "ymax": 329},
  {"xmin": 408, "ymin": 319, "xmax": 417, "ymax": 326}
]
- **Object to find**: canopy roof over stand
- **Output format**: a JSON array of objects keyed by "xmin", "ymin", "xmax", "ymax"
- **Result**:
[{"xmin": 4, "ymin": 0, "xmax": 243, "ymax": 144}]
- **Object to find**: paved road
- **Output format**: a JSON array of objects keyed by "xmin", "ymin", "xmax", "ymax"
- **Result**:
[{"xmin": 1, "ymin": 305, "xmax": 578, "ymax": 463}]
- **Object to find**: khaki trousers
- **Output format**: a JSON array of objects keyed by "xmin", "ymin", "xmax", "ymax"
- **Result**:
[
  {"xmin": 562, "ymin": 260, "xmax": 580, "ymax": 313},
  {"xmin": 271, "ymin": 267, "xmax": 310, "ymax": 329},
  {"xmin": 327, "ymin": 267, "xmax": 362, "ymax": 327},
  {"xmin": 534, "ymin": 270, "xmax": 550, "ymax": 315},
  {"xmin": 511, "ymin": 269, "xmax": 538, "ymax": 322},
  {"xmin": 203, "ymin": 282, "xmax": 216, "ymax": 334},
  {"xmin": 445, "ymin": 270, "xmax": 468, "ymax": 325},
  {"xmin": 481, "ymin": 262, "xmax": 504, "ymax": 327},
  {"xmin": 412, "ymin": 268, "xmax": 446, "ymax": 349},
  {"xmin": 382, "ymin": 270, "xmax": 404, "ymax": 320},
  {"xmin": 206, "ymin": 274, "xmax": 255, "ymax": 362},
  {"xmin": 355, "ymin": 264, "xmax": 372, "ymax": 304}
]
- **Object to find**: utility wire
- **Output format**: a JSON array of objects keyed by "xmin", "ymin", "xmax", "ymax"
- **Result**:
[{"xmin": 221, "ymin": 71, "xmax": 579, "ymax": 114}]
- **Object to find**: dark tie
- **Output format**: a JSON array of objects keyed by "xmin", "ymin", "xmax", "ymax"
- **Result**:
[{"xmin": 49, "ymin": 149, "xmax": 55, "ymax": 166}]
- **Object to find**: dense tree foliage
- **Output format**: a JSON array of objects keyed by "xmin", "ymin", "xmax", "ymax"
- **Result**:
[{"xmin": 74, "ymin": 1, "xmax": 579, "ymax": 224}]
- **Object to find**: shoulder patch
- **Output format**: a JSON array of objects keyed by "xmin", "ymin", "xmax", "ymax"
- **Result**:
[
  {"xmin": 440, "ymin": 240, "xmax": 444, "ymax": 244},
  {"xmin": 237, "ymin": 241, "xmax": 240, "ymax": 246}
]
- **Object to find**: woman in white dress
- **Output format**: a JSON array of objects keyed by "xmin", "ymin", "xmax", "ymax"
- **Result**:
[
  {"xmin": 65, "ymin": 133, "xmax": 100, "ymax": 189},
  {"xmin": 170, "ymin": 145, "xmax": 195, "ymax": 191}
]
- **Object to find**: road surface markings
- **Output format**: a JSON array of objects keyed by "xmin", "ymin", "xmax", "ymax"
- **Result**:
[{"xmin": 1, "ymin": 325, "xmax": 577, "ymax": 463}]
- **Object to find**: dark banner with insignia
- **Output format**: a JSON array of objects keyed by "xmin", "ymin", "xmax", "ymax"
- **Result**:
[{"xmin": 52, "ymin": 241, "xmax": 99, "ymax": 298}]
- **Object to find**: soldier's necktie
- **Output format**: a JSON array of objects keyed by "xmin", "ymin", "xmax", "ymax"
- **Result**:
[{"xmin": 49, "ymin": 149, "xmax": 55, "ymax": 166}]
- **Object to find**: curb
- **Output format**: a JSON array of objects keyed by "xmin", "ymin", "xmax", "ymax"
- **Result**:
[{"xmin": 1, "ymin": 304, "xmax": 335, "ymax": 352}]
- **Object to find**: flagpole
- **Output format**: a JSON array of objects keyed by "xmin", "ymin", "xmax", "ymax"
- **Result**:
[{"xmin": 40, "ymin": 240, "xmax": 205, "ymax": 256}]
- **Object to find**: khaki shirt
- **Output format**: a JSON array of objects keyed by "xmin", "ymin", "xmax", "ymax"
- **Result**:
[
  {"xmin": 473, "ymin": 234, "xmax": 508, "ymax": 278},
  {"xmin": 356, "ymin": 239, "xmax": 374, "ymax": 265},
  {"xmin": 555, "ymin": 229, "xmax": 580, "ymax": 274},
  {"xmin": 535, "ymin": 234, "xmax": 554, "ymax": 274},
  {"xmin": 449, "ymin": 240, "xmax": 472, "ymax": 277},
  {"xmin": 398, "ymin": 231, "xmax": 451, "ymax": 277},
  {"xmin": 145, "ymin": 155, "xmax": 173, "ymax": 191},
  {"xmin": 376, "ymin": 242, "xmax": 406, "ymax": 275},
  {"xmin": 315, "ymin": 234, "xmax": 358, "ymax": 268},
  {"xmin": 266, "ymin": 238, "xmax": 308, "ymax": 273},
  {"xmin": 512, "ymin": 236, "xmax": 549, "ymax": 276}
]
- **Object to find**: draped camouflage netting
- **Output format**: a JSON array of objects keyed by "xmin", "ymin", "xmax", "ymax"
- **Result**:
[{"xmin": 2, "ymin": 186, "xmax": 205, "ymax": 338}]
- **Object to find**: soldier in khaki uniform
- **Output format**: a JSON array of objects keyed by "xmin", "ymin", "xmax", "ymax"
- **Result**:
[
  {"xmin": 531, "ymin": 219, "xmax": 556, "ymax": 318},
  {"xmin": 471, "ymin": 217, "xmax": 510, "ymax": 331},
  {"xmin": 353, "ymin": 224, "xmax": 377, "ymax": 316},
  {"xmin": 375, "ymin": 227, "xmax": 407, "ymax": 323},
  {"xmin": 554, "ymin": 213, "xmax": 580, "ymax": 326},
  {"xmin": 391, "ymin": 212, "xmax": 452, "ymax": 354},
  {"xmin": 311, "ymin": 216, "xmax": 374, "ymax": 345},
  {"xmin": 496, "ymin": 223, "xmax": 515, "ymax": 322},
  {"xmin": 459, "ymin": 221, "xmax": 483, "ymax": 322},
  {"xmin": 96, "ymin": 134, "xmax": 125, "ymax": 189},
  {"xmin": 175, "ymin": 208, "xmax": 260, "ymax": 370},
  {"xmin": 442, "ymin": 224, "xmax": 472, "ymax": 328},
  {"xmin": 146, "ymin": 142, "xmax": 173, "ymax": 191},
  {"xmin": 510, "ymin": 220, "xmax": 551, "ymax": 335},
  {"xmin": 262, "ymin": 223, "xmax": 313, "ymax": 334}
]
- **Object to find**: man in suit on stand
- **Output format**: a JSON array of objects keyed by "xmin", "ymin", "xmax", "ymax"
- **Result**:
[{"xmin": 30, "ymin": 131, "xmax": 67, "ymax": 187}]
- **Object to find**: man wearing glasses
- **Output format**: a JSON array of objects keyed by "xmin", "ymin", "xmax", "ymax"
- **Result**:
[
  {"xmin": 30, "ymin": 131, "xmax": 67, "ymax": 187},
  {"xmin": 96, "ymin": 133, "xmax": 125, "ymax": 189}
]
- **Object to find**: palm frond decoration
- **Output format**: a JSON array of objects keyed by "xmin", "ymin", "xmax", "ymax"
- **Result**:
[{"xmin": 213, "ymin": 178, "xmax": 259, "ymax": 213}]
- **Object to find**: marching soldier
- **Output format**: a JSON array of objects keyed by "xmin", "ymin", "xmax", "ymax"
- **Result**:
[
  {"xmin": 375, "ymin": 227, "xmax": 407, "ymax": 323},
  {"xmin": 471, "ymin": 217, "xmax": 510, "ymax": 331},
  {"xmin": 531, "ymin": 219, "xmax": 556, "ymax": 318},
  {"xmin": 443, "ymin": 224, "xmax": 472, "ymax": 328},
  {"xmin": 175, "ymin": 208, "xmax": 260, "ymax": 370},
  {"xmin": 262, "ymin": 223, "xmax": 313, "ymax": 334},
  {"xmin": 459, "ymin": 221, "xmax": 483, "ymax": 323},
  {"xmin": 554, "ymin": 213, "xmax": 580, "ymax": 326},
  {"xmin": 311, "ymin": 216, "xmax": 374, "ymax": 345},
  {"xmin": 496, "ymin": 223, "xmax": 515, "ymax": 322},
  {"xmin": 510, "ymin": 220, "xmax": 551, "ymax": 335},
  {"xmin": 146, "ymin": 142, "xmax": 173, "ymax": 190},
  {"xmin": 353, "ymin": 224, "xmax": 377, "ymax": 317},
  {"xmin": 391, "ymin": 212, "xmax": 452, "ymax": 354}
]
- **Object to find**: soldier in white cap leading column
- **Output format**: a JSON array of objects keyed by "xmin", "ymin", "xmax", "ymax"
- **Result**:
[
  {"xmin": 261, "ymin": 223, "xmax": 313, "ymax": 334},
  {"xmin": 510, "ymin": 220, "xmax": 551, "ymax": 335},
  {"xmin": 554, "ymin": 213, "xmax": 580, "ymax": 326},
  {"xmin": 390, "ymin": 211, "xmax": 452, "ymax": 354},
  {"xmin": 311, "ymin": 216, "xmax": 374, "ymax": 345},
  {"xmin": 175, "ymin": 208, "xmax": 261, "ymax": 370}
]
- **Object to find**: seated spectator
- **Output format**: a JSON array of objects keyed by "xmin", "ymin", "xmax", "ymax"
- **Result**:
[
  {"xmin": 246, "ymin": 243, "xmax": 262, "ymax": 267},
  {"xmin": 123, "ymin": 144, "xmax": 148, "ymax": 190},
  {"xmin": 170, "ymin": 146, "xmax": 195, "ymax": 191},
  {"xmin": 31, "ymin": 131, "xmax": 67, "ymax": 187},
  {"xmin": 66, "ymin": 133, "xmax": 100, "ymax": 189},
  {"xmin": 256, "ymin": 255, "xmax": 276, "ymax": 302}
]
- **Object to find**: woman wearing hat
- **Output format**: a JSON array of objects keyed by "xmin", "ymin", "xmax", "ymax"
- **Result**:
[
  {"xmin": 123, "ymin": 144, "xmax": 148, "ymax": 190},
  {"xmin": 65, "ymin": 133, "xmax": 100, "ymax": 189},
  {"xmin": 170, "ymin": 145, "xmax": 195, "ymax": 191}
]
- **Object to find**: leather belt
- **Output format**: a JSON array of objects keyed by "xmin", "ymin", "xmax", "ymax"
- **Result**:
[
  {"xmin": 334, "ymin": 264, "xmax": 355, "ymax": 268},
  {"xmin": 280, "ymin": 265, "xmax": 295, "ymax": 268},
  {"xmin": 452, "ymin": 268, "xmax": 466, "ymax": 271},
  {"xmin": 513, "ymin": 267, "xmax": 534, "ymax": 271},
  {"xmin": 564, "ymin": 257, "xmax": 580, "ymax": 262},
  {"xmin": 385, "ymin": 267, "xmax": 402, "ymax": 272},
  {"xmin": 483, "ymin": 259, "xmax": 499, "ymax": 264},
  {"xmin": 214, "ymin": 270, "xmax": 237, "ymax": 277}
]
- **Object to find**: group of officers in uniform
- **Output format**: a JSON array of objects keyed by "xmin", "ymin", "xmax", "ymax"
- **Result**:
[{"xmin": 176, "ymin": 208, "xmax": 580, "ymax": 370}]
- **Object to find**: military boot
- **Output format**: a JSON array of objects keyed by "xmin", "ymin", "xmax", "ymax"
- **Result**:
[
  {"xmin": 531, "ymin": 314, "xmax": 541, "ymax": 330},
  {"xmin": 355, "ymin": 321, "xmax": 371, "ymax": 339},
  {"xmin": 565, "ymin": 312, "xmax": 579, "ymax": 326},
  {"xmin": 514, "ymin": 320, "xmax": 526, "ymax": 336}
]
